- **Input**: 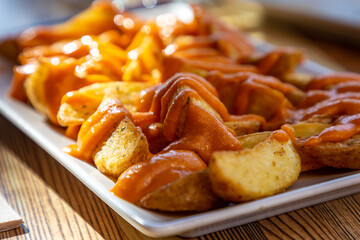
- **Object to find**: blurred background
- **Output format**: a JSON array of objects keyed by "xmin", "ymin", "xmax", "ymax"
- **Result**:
[{"xmin": 0, "ymin": 0, "xmax": 359, "ymax": 72}]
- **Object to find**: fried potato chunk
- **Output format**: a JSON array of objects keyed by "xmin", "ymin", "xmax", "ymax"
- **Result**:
[
  {"xmin": 24, "ymin": 62, "xmax": 48, "ymax": 116},
  {"xmin": 295, "ymin": 134, "xmax": 360, "ymax": 170},
  {"xmin": 209, "ymin": 135, "xmax": 301, "ymax": 202},
  {"xmin": 92, "ymin": 116, "xmax": 149, "ymax": 178},
  {"xmin": 237, "ymin": 131, "xmax": 271, "ymax": 148},
  {"xmin": 17, "ymin": 1, "xmax": 119, "ymax": 48},
  {"xmin": 292, "ymin": 122, "xmax": 329, "ymax": 171},
  {"xmin": 224, "ymin": 120, "xmax": 262, "ymax": 136},
  {"xmin": 57, "ymin": 81, "xmax": 150, "ymax": 126},
  {"xmin": 138, "ymin": 170, "xmax": 225, "ymax": 212}
]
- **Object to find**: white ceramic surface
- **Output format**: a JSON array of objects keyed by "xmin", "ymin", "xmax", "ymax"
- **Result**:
[{"xmin": 1, "ymin": 3, "xmax": 360, "ymax": 238}]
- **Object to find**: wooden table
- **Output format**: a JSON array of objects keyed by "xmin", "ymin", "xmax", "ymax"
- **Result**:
[{"xmin": 2, "ymin": 3, "xmax": 360, "ymax": 240}]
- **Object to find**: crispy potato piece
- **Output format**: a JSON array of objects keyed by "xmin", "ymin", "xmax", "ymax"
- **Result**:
[
  {"xmin": 225, "ymin": 120, "xmax": 262, "ymax": 136},
  {"xmin": 24, "ymin": 62, "xmax": 49, "ymax": 116},
  {"xmin": 92, "ymin": 116, "xmax": 149, "ymax": 178},
  {"xmin": 17, "ymin": 1, "xmax": 119, "ymax": 48},
  {"xmin": 246, "ymin": 87, "xmax": 287, "ymax": 120},
  {"xmin": 122, "ymin": 34, "xmax": 162, "ymax": 84},
  {"xmin": 292, "ymin": 122, "xmax": 329, "ymax": 171},
  {"xmin": 58, "ymin": 102, "xmax": 99, "ymax": 126},
  {"xmin": 162, "ymin": 55, "xmax": 257, "ymax": 81},
  {"xmin": 292, "ymin": 122, "xmax": 330, "ymax": 138},
  {"xmin": 237, "ymin": 131, "xmax": 271, "ymax": 149},
  {"xmin": 141, "ymin": 123, "xmax": 170, "ymax": 154},
  {"xmin": 283, "ymin": 73, "xmax": 313, "ymax": 90},
  {"xmin": 257, "ymin": 47, "xmax": 304, "ymax": 79},
  {"xmin": 209, "ymin": 136, "xmax": 301, "ymax": 202},
  {"xmin": 163, "ymin": 84, "xmax": 224, "ymax": 140},
  {"xmin": 57, "ymin": 81, "xmax": 150, "ymax": 126},
  {"xmin": 138, "ymin": 170, "xmax": 225, "ymax": 212},
  {"xmin": 295, "ymin": 134, "xmax": 360, "ymax": 170},
  {"xmin": 235, "ymin": 123, "xmax": 328, "ymax": 172}
]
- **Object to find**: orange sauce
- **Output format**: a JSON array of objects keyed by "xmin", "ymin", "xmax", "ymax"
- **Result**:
[
  {"xmin": 61, "ymin": 91, "xmax": 102, "ymax": 106},
  {"xmin": 269, "ymin": 124, "xmax": 295, "ymax": 143},
  {"xmin": 257, "ymin": 47, "xmax": 303, "ymax": 75},
  {"xmin": 172, "ymin": 35, "xmax": 217, "ymax": 51},
  {"xmin": 132, "ymin": 112, "xmax": 158, "ymax": 129},
  {"xmin": 159, "ymin": 78, "xmax": 229, "ymax": 122},
  {"xmin": 281, "ymin": 124, "xmax": 296, "ymax": 142},
  {"xmin": 9, "ymin": 66, "xmax": 31, "ymax": 102},
  {"xmin": 305, "ymin": 114, "xmax": 360, "ymax": 145},
  {"xmin": 269, "ymin": 129, "xmax": 289, "ymax": 142},
  {"xmin": 298, "ymin": 99, "xmax": 360, "ymax": 122},
  {"xmin": 306, "ymin": 72, "xmax": 360, "ymax": 90},
  {"xmin": 173, "ymin": 48, "xmax": 220, "ymax": 59},
  {"xmin": 335, "ymin": 81, "xmax": 360, "ymax": 93},
  {"xmin": 44, "ymin": 61, "xmax": 90, "ymax": 124},
  {"xmin": 229, "ymin": 114, "xmax": 266, "ymax": 127},
  {"xmin": 211, "ymin": 19, "xmax": 254, "ymax": 57},
  {"xmin": 150, "ymin": 73, "xmax": 218, "ymax": 116},
  {"xmin": 134, "ymin": 85, "xmax": 157, "ymax": 112},
  {"xmin": 65, "ymin": 125, "xmax": 81, "ymax": 140},
  {"xmin": 111, "ymin": 150, "xmax": 206, "ymax": 203},
  {"xmin": 293, "ymin": 73, "xmax": 360, "ymax": 145},
  {"xmin": 171, "ymin": 55, "xmax": 258, "ymax": 73},
  {"xmin": 233, "ymin": 77, "xmax": 294, "ymax": 119},
  {"xmin": 63, "ymin": 98, "xmax": 131, "ymax": 162},
  {"xmin": 9, "ymin": 63, "xmax": 40, "ymax": 101},
  {"xmin": 297, "ymin": 90, "xmax": 331, "ymax": 109},
  {"xmin": 163, "ymin": 102, "xmax": 242, "ymax": 163}
]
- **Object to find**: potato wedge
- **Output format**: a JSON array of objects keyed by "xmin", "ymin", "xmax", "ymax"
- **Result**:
[
  {"xmin": 209, "ymin": 136, "xmax": 301, "ymax": 202},
  {"xmin": 92, "ymin": 116, "xmax": 149, "ymax": 178},
  {"xmin": 225, "ymin": 120, "xmax": 262, "ymax": 136},
  {"xmin": 292, "ymin": 122, "xmax": 329, "ymax": 171},
  {"xmin": 138, "ymin": 170, "xmax": 225, "ymax": 212},
  {"xmin": 295, "ymin": 134, "xmax": 360, "ymax": 169},
  {"xmin": 292, "ymin": 122, "xmax": 330, "ymax": 138},
  {"xmin": 237, "ymin": 131, "xmax": 271, "ymax": 149},
  {"xmin": 57, "ymin": 81, "xmax": 150, "ymax": 126},
  {"xmin": 58, "ymin": 102, "xmax": 99, "ymax": 126},
  {"xmin": 283, "ymin": 72, "xmax": 313, "ymax": 90},
  {"xmin": 17, "ymin": 1, "xmax": 120, "ymax": 48},
  {"xmin": 24, "ymin": 62, "xmax": 49, "ymax": 116},
  {"xmin": 246, "ymin": 87, "xmax": 287, "ymax": 121},
  {"xmin": 162, "ymin": 84, "xmax": 224, "ymax": 141}
]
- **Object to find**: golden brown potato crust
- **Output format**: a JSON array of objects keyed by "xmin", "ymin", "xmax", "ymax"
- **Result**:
[
  {"xmin": 138, "ymin": 170, "xmax": 225, "ymax": 212},
  {"xmin": 209, "ymin": 138, "xmax": 301, "ymax": 202},
  {"xmin": 93, "ymin": 117, "xmax": 149, "ymax": 178},
  {"xmin": 295, "ymin": 135, "xmax": 360, "ymax": 169}
]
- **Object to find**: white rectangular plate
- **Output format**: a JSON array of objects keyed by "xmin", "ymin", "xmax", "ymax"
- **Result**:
[{"xmin": 1, "ymin": 3, "xmax": 360, "ymax": 238}]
